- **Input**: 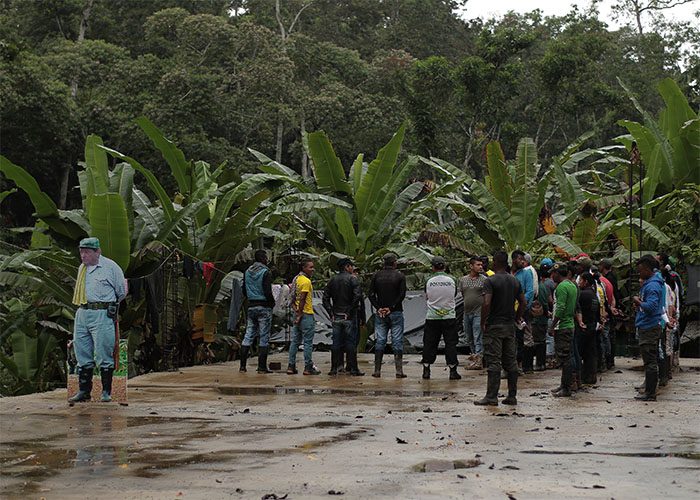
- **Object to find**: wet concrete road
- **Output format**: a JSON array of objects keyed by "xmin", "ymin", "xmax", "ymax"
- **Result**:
[{"xmin": 1, "ymin": 355, "xmax": 699, "ymax": 499}]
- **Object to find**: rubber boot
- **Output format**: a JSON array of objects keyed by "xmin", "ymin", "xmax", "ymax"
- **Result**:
[
  {"xmin": 554, "ymin": 363, "xmax": 572, "ymax": 397},
  {"xmin": 347, "ymin": 351, "xmax": 365, "ymax": 376},
  {"xmin": 422, "ymin": 364, "xmax": 430, "ymax": 380},
  {"xmin": 286, "ymin": 364, "xmax": 298, "ymax": 375},
  {"xmin": 100, "ymin": 367, "xmax": 114, "ymax": 402},
  {"xmin": 372, "ymin": 351, "xmax": 383, "ymax": 378},
  {"xmin": 667, "ymin": 357, "xmax": 673, "ymax": 380},
  {"xmin": 523, "ymin": 347, "xmax": 534, "ymax": 374},
  {"xmin": 658, "ymin": 356, "xmax": 669, "ymax": 387},
  {"xmin": 239, "ymin": 345, "xmax": 249, "ymax": 372},
  {"xmin": 449, "ymin": 365, "xmax": 462, "ymax": 380},
  {"xmin": 474, "ymin": 371, "xmax": 500, "ymax": 406},
  {"xmin": 502, "ymin": 371, "xmax": 518, "ymax": 405},
  {"xmin": 328, "ymin": 350, "xmax": 340, "ymax": 375},
  {"xmin": 69, "ymin": 367, "xmax": 93, "ymax": 403},
  {"xmin": 635, "ymin": 371, "xmax": 657, "ymax": 401},
  {"xmin": 395, "ymin": 353, "xmax": 407, "ymax": 378},
  {"xmin": 257, "ymin": 346, "xmax": 273, "ymax": 373}
]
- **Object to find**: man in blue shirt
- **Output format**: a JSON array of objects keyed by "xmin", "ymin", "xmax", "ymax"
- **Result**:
[
  {"xmin": 512, "ymin": 250, "xmax": 533, "ymax": 372},
  {"xmin": 69, "ymin": 238, "xmax": 127, "ymax": 403},
  {"xmin": 633, "ymin": 254, "xmax": 665, "ymax": 401},
  {"xmin": 240, "ymin": 249, "xmax": 275, "ymax": 374}
]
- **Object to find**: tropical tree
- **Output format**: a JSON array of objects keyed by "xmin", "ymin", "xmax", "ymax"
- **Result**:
[{"xmin": 249, "ymin": 124, "xmax": 465, "ymax": 268}]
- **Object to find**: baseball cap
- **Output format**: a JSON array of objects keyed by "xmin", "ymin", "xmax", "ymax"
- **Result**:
[{"xmin": 79, "ymin": 237, "xmax": 100, "ymax": 249}]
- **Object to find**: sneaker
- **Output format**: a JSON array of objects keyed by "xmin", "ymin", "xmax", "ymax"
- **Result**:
[
  {"xmin": 303, "ymin": 365, "xmax": 321, "ymax": 375},
  {"xmin": 286, "ymin": 365, "xmax": 298, "ymax": 375},
  {"xmin": 101, "ymin": 391, "xmax": 112, "ymax": 403}
]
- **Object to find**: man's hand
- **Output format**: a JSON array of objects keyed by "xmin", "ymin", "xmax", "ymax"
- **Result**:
[
  {"xmin": 294, "ymin": 312, "xmax": 302, "ymax": 325},
  {"xmin": 577, "ymin": 319, "xmax": 586, "ymax": 329},
  {"xmin": 632, "ymin": 296, "xmax": 641, "ymax": 308}
]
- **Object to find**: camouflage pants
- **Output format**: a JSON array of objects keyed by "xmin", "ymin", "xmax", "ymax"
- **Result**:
[{"xmin": 483, "ymin": 323, "xmax": 518, "ymax": 375}]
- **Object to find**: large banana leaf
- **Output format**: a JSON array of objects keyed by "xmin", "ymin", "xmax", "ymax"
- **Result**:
[
  {"xmin": 537, "ymin": 234, "xmax": 584, "ymax": 256},
  {"xmin": 306, "ymin": 131, "xmax": 352, "ymax": 195},
  {"xmin": 0, "ymin": 156, "xmax": 86, "ymax": 241},
  {"xmin": 335, "ymin": 208, "xmax": 358, "ymax": 255},
  {"xmin": 84, "ymin": 134, "xmax": 109, "ymax": 195},
  {"xmin": 110, "ymin": 163, "xmax": 135, "ymax": 231},
  {"xmin": 358, "ymin": 156, "xmax": 419, "ymax": 252},
  {"xmin": 0, "ymin": 271, "xmax": 73, "ymax": 306},
  {"xmin": 485, "ymin": 141, "xmax": 511, "ymax": 207},
  {"xmin": 469, "ymin": 180, "xmax": 514, "ymax": 247},
  {"xmin": 510, "ymin": 138, "xmax": 538, "ymax": 245},
  {"xmin": 100, "ymin": 146, "xmax": 175, "ymax": 222},
  {"xmin": 351, "ymin": 154, "xmax": 364, "ymax": 196},
  {"xmin": 0, "ymin": 156, "xmax": 58, "ymax": 218},
  {"xmin": 572, "ymin": 216, "xmax": 598, "ymax": 253},
  {"xmin": 137, "ymin": 116, "xmax": 192, "ymax": 196},
  {"xmin": 88, "ymin": 193, "xmax": 131, "ymax": 271},
  {"xmin": 354, "ymin": 124, "xmax": 405, "ymax": 226},
  {"xmin": 131, "ymin": 189, "xmax": 162, "ymax": 251}
]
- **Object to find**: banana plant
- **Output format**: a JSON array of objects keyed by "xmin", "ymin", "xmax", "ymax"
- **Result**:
[{"xmin": 249, "ymin": 124, "xmax": 462, "ymax": 266}]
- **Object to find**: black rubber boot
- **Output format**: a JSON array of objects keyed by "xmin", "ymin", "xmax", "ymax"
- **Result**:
[
  {"xmin": 449, "ymin": 365, "xmax": 462, "ymax": 380},
  {"xmin": 69, "ymin": 367, "xmax": 93, "ymax": 403},
  {"xmin": 239, "ymin": 346, "xmax": 249, "ymax": 372},
  {"xmin": 554, "ymin": 363, "xmax": 572, "ymax": 397},
  {"xmin": 328, "ymin": 350, "xmax": 340, "ymax": 375},
  {"xmin": 372, "ymin": 351, "xmax": 383, "ymax": 378},
  {"xmin": 100, "ymin": 367, "xmax": 114, "ymax": 402},
  {"xmin": 347, "ymin": 351, "xmax": 365, "ymax": 376},
  {"xmin": 635, "ymin": 371, "xmax": 658, "ymax": 401},
  {"xmin": 422, "ymin": 364, "xmax": 430, "ymax": 380},
  {"xmin": 502, "ymin": 371, "xmax": 518, "ymax": 405},
  {"xmin": 395, "ymin": 353, "xmax": 407, "ymax": 378},
  {"xmin": 474, "ymin": 371, "xmax": 500, "ymax": 406},
  {"xmin": 667, "ymin": 357, "xmax": 673, "ymax": 381},
  {"xmin": 658, "ymin": 357, "xmax": 669, "ymax": 387},
  {"xmin": 257, "ymin": 346, "xmax": 273, "ymax": 373}
]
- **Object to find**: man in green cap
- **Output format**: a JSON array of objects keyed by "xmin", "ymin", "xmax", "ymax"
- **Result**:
[{"xmin": 69, "ymin": 237, "xmax": 127, "ymax": 403}]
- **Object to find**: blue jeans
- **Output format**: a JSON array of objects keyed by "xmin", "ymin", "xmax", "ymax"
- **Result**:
[
  {"xmin": 463, "ymin": 312, "xmax": 482, "ymax": 354},
  {"xmin": 74, "ymin": 308, "xmax": 115, "ymax": 370},
  {"xmin": 242, "ymin": 306, "xmax": 272, "ymax": 347},
  {"xmin": 289, "ymin": 313, "xmax": 315, "ymax": 368},
  {"xmin": 374, "ymin": 311, "xmax": 404, "ymax": 353},
  {"xmin": 332, "ymin": 318, "xmax": 355, "ymax": 352}
]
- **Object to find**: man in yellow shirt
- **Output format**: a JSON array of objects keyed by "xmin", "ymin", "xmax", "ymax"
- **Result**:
[{"xmin": 287, "ymin": 258, "xmax": 321, "ymax": 375}]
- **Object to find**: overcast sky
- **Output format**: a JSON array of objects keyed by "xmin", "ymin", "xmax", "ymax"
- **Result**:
[{"xmin": 459, "ymin": 0, "xmax": 700, "ymax": 29}]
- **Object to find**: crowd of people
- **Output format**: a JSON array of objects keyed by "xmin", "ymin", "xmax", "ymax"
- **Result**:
[
  {"xmin": 65, "ymin": 236, "xmax": 683, "ymax": 405},
  {"xmin": 238, "ymin": 248, "xmax": 683, "ymax": 405}
]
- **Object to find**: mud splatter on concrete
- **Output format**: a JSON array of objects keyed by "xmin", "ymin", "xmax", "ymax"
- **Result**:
[{"xmin": 1, "ymin": 355, "xmax": 699, "ymax": 499}]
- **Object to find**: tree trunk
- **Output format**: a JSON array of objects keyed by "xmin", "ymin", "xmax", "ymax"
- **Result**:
[
  {"xmin": 300, "ymin": 114, "xmax": 309, "ymax": 178},
  {"xmin": 275, "ymin": 115, "xmax": 284, "ymax": 164},
  {"xmin": 60, "ymin": 0, "xmax": 94, "ymax": 209}
]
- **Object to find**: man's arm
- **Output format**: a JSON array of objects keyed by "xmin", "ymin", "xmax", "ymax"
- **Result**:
[
  {"xmin": 367, "ymin": 273, "xmax": 379, "ymax": 309},
  {"xmin": 394, "ymin": 274, "xmax": 406, "ymax": 311},
  {"xmin": 524, "ymin": 272, "xmax": 534, "ymax": 307},
  {"xmin": 322, "ymin": 279, "xmax": 333, "ymax": 316},
  {"xmin": 112, "ymin": 263, "xmax": 127, "ymax": 302},
  {"xmin": 515, "ymin": 291, "xmax": 526, "ymax": 323},
  {"xmin": 639, "ymin": 285, "xmax": 662, "ymax": 314},
  {"xmin": 351, "ymin": 276, "xmax": 362, "ymax": 311},
  {"xmin": 263, "ymin": 270, "xmax": 274, "ymax": 305},
  {"xmin": 481, "ymin": 293, "xmax": 492, "ymax": 333}
]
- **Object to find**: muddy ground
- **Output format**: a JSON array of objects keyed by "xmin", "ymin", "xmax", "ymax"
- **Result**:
[{"xmin": 1, "ymin": 354, "xmax": 699, "ymax": 499}]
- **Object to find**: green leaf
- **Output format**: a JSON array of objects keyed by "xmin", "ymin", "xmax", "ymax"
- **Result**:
[
  {"xmin": 84, "ymin": 135, "xmax": 109, "ymax": 195},
  {"xmin": 88, "ymin": 193, "xmax": 131, "ymax": 271},
  {"xmin": 572, "ymin": 217, "xmax": 598, "ymax": 253},
  {"xmin": 100, "ymin": 146, "xmax": 175, "ymax": 222},
  {"xmin": 351, "ymin": 154, "xmax": 364, "ymax": 196},
  {"xmin": 0, "ymin": 156, "xmax": 58, "ymax": 218},
  {"xmin": 355, "ymin": 124, "xmax": 406, "ymax": 226},
  {"xmin": 0, "ymin": 188, "xmax": 16, "ymax": 204},
  {"xmin": 307, "ymin": 131, "xmax": 351, "ymax": 194},
  {"xmin": 470, "ymin": 180, "xmax": 514, "ymax": 247},
  {"xmin": 537, "ymin": 234, "xmax": 584, "ymax": 256},
  {"xmin": 335, "ymin": 208, "xmax": 358, "ymax": 255},
  {"xmin": 485, "ymin": 141, "xmax": 511, "ymax": 207},
  {"xmin": 137, "ymin": 116, "xmax": 192, "ymax": 196}
]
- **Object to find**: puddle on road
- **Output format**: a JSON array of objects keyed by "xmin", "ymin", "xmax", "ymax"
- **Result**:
[
  {"xmin": 216, "ymin": 386, "xmax": 453, "ymax": 397},
  {"xmin": 521, "ymin": 450, "xmax": 700, "ymax": 459},
  {"xmin": 412, "ymin": 459, "xmax": 482, "ymax": 472}
]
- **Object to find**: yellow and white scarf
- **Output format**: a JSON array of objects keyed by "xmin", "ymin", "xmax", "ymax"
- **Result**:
[{"xmin": 72, "ymin": 264, "xmax": 88, "ymax": 305}]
